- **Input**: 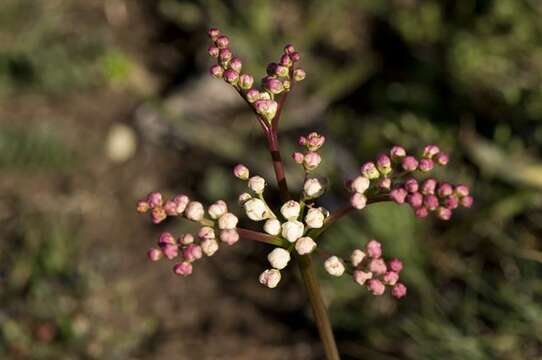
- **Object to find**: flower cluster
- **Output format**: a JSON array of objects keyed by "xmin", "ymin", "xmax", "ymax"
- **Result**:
[
  {"xmin": 137, "ymin": 192, "xmax": 240, "ymax": 276},
  {"xmin": 292, "ymin": 132, "xmax": 326, "ymax": 172},
  {"xmin": 207, "ymin": 28, "xmax": 305, "ymax": 123}
]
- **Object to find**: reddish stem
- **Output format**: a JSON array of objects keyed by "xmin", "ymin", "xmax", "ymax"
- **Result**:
[{"xmin": 236, "ymin": 227, "xmax": 284, "ymax": 247}]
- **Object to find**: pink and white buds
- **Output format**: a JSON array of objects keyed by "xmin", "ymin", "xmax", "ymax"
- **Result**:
[
  {"xmin": 178, "ymin": 233, "xmax": 194, "ymax": 245},
  {"xmin": 455, "ymin": 185, "xmax": 470, "ymax": 197},
  {"xmin": 295, "ymin": 236, "xmax": 317, "ymax": 255},
  {"xmin": 264, "ymin": 77, "xmax": 284, "ymax": 94},
  {"xmin": 208, "ymin": 200, "xmax": 228, "ymax": 219},
  {"xmin": 185, "ymin": 201, "xmax": 205, "ymax": 222},
  {"xmin": 161, "ymin": 243, "xmax": 179, "ymax": 260},
  {"xmin": 254, "ymin": 99, "xmax": 278, "ymax": 122},
  {"xmin": 208, "ymin": 45, "xmax": 219, "ymax": 57},
  {"xmin": 303, "ymin": 151, "xmax": 322, "ymax": 171},
  {"xmin": 350, "ymin": 249, "xmax": 366, "ymax": 267},
  {"xmin": 436, "ymin": 206, "xmax": 452, "ymax": 220},
  {"xmin": 460, "ymin": 196, "xmax": 474, "ymax": 208},
  {"xmin": 324, "ymin": 256, "xmax": 345, "ymax": 277},
  {"xmin": 215, "ymin": 35, "xmax": 229, "ymax": 49},
  {"xmin": 401, "ymin": 156, "xmax": 419, "ymax": 172},
  {"xmin": 418, "ymin": 158, "xmax": 434, "ymax": 172},
  {"xmin": 208, "ymin": 28, "xmax": 220, "ymax": 40},
  {"xmin": 229, "ymin": 57, "xmax": 242, "ymax": 72},
  {"xmin": 263, "ymin": 219, "xmax": 281, "ymax": 236},
  {"xmin": 238, "ymin": 74, "xmax": 254, "ymax": 89},
  {"xmin": 406, "ymin": 192, "xmax": 423, "ymax": 208},
  {"xmin": 173, "ymin": 262, "xmax": 193, "ymax": 276},
  {"xmin": 147, "ymin": 248, "xmax": 162, "ymax": 261},
  {"xmin": 259, "ymin": 269, "xmax": 281, "ymax": 288},
  {"xmin": 246, "ymin": 89, "xmax": 260, "ymax": 103},
  {"xmin": 353, "ymin": 270, "xmax": 373, "ymax": 285},
  {"xmin": 223, "ymin": 69, "xmax": 239, "ymax": 84},
  {"xmin": 183, "ymin": 244, "xmax": 203, "ymax": 262},
  {"xmin": 305, "ymin": 208, "xmax": 325, "ymax": 229},
  {"xmin": 377, "ymin": 154, "xmax": 392, "ymax": 175},
  {"xmin": 137, "ymin": 200, "xmax": 150, "ymax": 213},
  {"xmin": 390, "ymin": 145, "xmax": 406, "ymax": 159},
  {"xmin": 248, "ymin": 176, "xmax": 266, "ymax": 194},
  {"xmin": 280, "ymin": 200, "xmax": 301, "ymax": 220},
  {"xmin": 267, "ymin": 248, "xmax": 291, "ymax": 269},
  {"xmin": 369, "ymin": 258, "xmax": 387, "ymax": 275},
  {"xmin": 404, "ymin": 178, "xmax": 419, "ymax": 193},
  {"xmin": 209, "ymin": 64, "xmax": 224, "ymax": 78},
  {"xmin": 304, "ymin": 177, "xmax": 326, "ymax": 199},
  {"xmin": 351, "ymin": 176, "xmax": 370, "ymax": 194},
  {"xmin": 367, "ymin": 279, "xmax": 386, "ymax": 295},
  {"xmin": 147, "ymin": 192, "xmax": 163, "ymax": 208},
  {"xmin": 293, "ymin": 68, "xmax": 306, "ymax": 81},
  {"xmin": 220, "ymin": 229, "xmax": 239, "ymax": 245},
  {"xmin": 238, "ymin": 192, "xmax": 252, "ymax": 204},
  {"xmin": 423, "ymin": 145, "xmax": 440, "ymax": 159},
  {"xmin": 366, "ymin": 240, "xmax": 382, "ymax": 258},
  {"xmin": 435, "ymin": 152, "xmax": 449, "ymax": 166},
  {"xmin": 292, "ymin": 152, "xmax": 304, "ymax": 164},
  {"xmin": 244, "ymin": 198, "xmax": 269, "ymax": 221},
  {"xmin": 350, "ymin": 193, "xmax": 367, "ymax": 210},
  {"xmin": 198, "ymin": 226, "xmax": 216, "ymax": 241},
  {"xmin": 390, "ymin": 188, "xmax": 408, "ymax": 204},
  {"xmin": 391, "ymin": 283, "xmax": 407, "ymax": 298},
  {"xmin": 281, "ymin": 220, "xmax": 304, "ymax": 243},
  {"xmin": 361, "ymin": 162, "xmax": 380, "ymax": 179},
  {"xmin": 201, "ymin": 238, "xmax": 219, "ymax": 256},
  {"xmin": 151, "ymin": 207, "xmax": 167, "ymax": 224},
  {"xmin": 173, "ymin": 194, "xmax": 190, "ymax": 214},
  {"xmin": 388, "ymin": 258, "xmax": 403, "ymax": 273},
  {"xmin": 218, "ymin": 212, "xmax": 238, "ymax": 230}
]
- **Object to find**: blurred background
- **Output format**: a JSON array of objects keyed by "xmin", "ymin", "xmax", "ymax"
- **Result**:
[{"xmin": 1, "ymin": 0, "xmax": 542, "ymax": 359}]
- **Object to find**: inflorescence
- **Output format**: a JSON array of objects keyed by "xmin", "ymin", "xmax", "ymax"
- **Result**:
[{"xmin": 135, "ymin": 28, "xmax": 474, "ymax": 300}]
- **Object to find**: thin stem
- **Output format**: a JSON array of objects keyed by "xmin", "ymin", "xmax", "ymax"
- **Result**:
[
  {"xmin": 236, "ymin": 227, "xmax": 284, "ymax": 247},
  {"xmin": 266, "ymin": 130, "xmax": 290, "ymax": 203}
]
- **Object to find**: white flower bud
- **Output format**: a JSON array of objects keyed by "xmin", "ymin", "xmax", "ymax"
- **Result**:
[
  {"xmin": 264, "ymin": 219, "xmax": 281, "ymax": 235},
  {"xmin": 238, "ymin": 192, "xmax": 252, "ymax": 204},
  {"xmin": 218, "ymin": 212, "xmax": 238, "ymax": 230},
  {"xmin": 201, "ymin": 238, "xmax": 219, "ymax": 256},
  {"xmin": 305, "ymin": 208, "xmax": 325, "ymax": 229},
  {"xmin": 350, "ymin": 249, "xmax": 366, "ymax": 267},
  {"xmin": 208, "ymin": 200, "xmax": 228, "ymax": 219},
  {"xmin": 295, "ymin": 236, "xmax": 317, "ymax": 255},
  {"xmin": 324, "ymin": 256, "xmax": 345, "ymax": 277},
  {"xmin": 280, "ymin": 200, "xmax": 301, "ymax": 220},
  {"xmin": 198, "ymin": 226, "xmax": 215, "ymax": 240},
  {"xmin": 185, "ymin": 201, "xmax": 205, "ymax": 221},
  {"xmin": 259, "ymin": 269, "xmax": 281, "ymax": 288},
  {"xmin": 304, "ymin": 177, "xmax": 326, "ymax": 199},
  {"xmin": 248, "ymin": 176, "xmax": 266, "ymax": 194},
  {"xmin": 351, "ymin": 176, "xmax": 370, "ymax": 194},
  {"xmin": 281, "ymin": 220, "xmax": 304, "ymax": 243},
  {"xmin": 244, "ymin": 198, "xmax": 269, "ymax": 221},
  {"xmin": 267, "ymin": 248, "xmax": 291, "ymax": 269}
]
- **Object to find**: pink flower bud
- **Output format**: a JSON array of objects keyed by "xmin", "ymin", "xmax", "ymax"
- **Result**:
[
  {"xmin": 183, "ymin": 244, "xmax": 203, "ymax": 262},
  {"xmin": 159, "ymin": 232, "xmax": 176, "ymax": 245},
  {"xmin": 377, "ymin": 154, "xmax": 392, "ymax": 175},
  {"xmin": 147, "ymin": 192, "xmax": 163, "ymax": 208},
  {"xmin": 435, "ymin": 152, "xmax": 449, "ymax": 165},
  {"xmin": 390, "ymin": 188, "xmax": 408, "ymax": 204},
  {"xmin": 161, "ymin": 243, "xmax": 179, "ymax": 259},
  {"xmin": 455, "ymin": 184, "xmax": 470, "ymax": 197},
  {"xmin": 424, "ymin": 195, "xmax": 439, "ymax": 211},
  {"xmin": 369, "ymin": 258, "xmax": 387, "ymax": 274},
  {"xmin": 233, "ymin": 164, "xmax": 250, "ymax": 180},
  {"xmin": 390, "ymin": 145, "xmax": 406, "ymax": 159},
  {"xmin": 351, "ymin": 249, "xmax": 366, "ymax": 267},
  {"xmin": 444, "ymin": 195, "xmax": 459, "ymax": 209},
  {"xmin": 421, "ymin": 178, "xmax": 437, "ymax": 195},
  {"xmin": 238, "ymin": 74, "xmax": 254, "ymax": 89},
  {"xmin": 290, "ymin": 51, "xmax": 301, "ymax": 62},
  {"xmin": 201, "ymin": 238, "xmax": 219, "ymax": 256},
  {"xmin": 207, "ymin": 45, "xmax": 219, "ymax": 57},
  {"xmin": 404, "ymin": 178, "xmax": 419, "ymax": 193},
  {"xmin": 436, "ymin": 206, "xmax": 452, "ymax": 220},
  {"xmin": 437, "ymin": 183, "xmax": 453, "ymax": 198},
  {"xmin": 303, "ymin": 151, "xmax": 322, "ymax": 171},
  {"xmin": 208, "ymin": 200, "xmax": 228, "ymax": 220},
  {"xmin": 295, "ymin": 236, "xmax": 317, "ymax": 255},
  {"xmin": 218, "ymin": 212, "xmax": 238, "ymax": 230},
  {"xmin": 178, "ymin": 233, "xmax": 194, "ymax": 245},
  {"xmin": 275, "ymin": 65, "xmax": 288, "ymax": 77},
  {"xmin": 173, "ymin": 261, "xmax": 193, "ymax": 276},
  {"xmin": 259, "ymin": 269, "xmax": 281, "ymax": 288},
  {"xmin": 366, "ymin": 240, "xmax": 382, "ymax": 258},
  {"xmin": 407, "ymin": 192, "xmax": 423, "ymax": 208},
  {"xmin": 245, "ymin": 89, "xmax": 260, "ymax": 103},
  {"xmin": 238, "ymin": 192, "xmax": 252, "ymax": 204},
  {"xmin": 264, "ymin": 77, "xmax": 284, "ymax": 94},
  {"xmin": 151, "ymin": 207, "xmax": 167, "ymax": 224},
  {"xmin": 279, "ymin": 54, "xmax": 292, "ymax": 67},
  {"xmin": 220, "ymin": 229, "xmax": 239, "ymax": 245},
  {"xmin": 215, "ymin": 35, "xmax": 229, "ymax": 49},
  {"xmin": 388, "ymin": 258, "xmax": 403, "ymax": 273},
  {"xmin": 350, "ymin": 193, "xmax": 367, "ymax": 210},
  {"xmin": 367, "ymin": 279, "xmax": 386, "ymax": 296},
  {"xmin": 223, "ymin": 69, "xmax": 239, "ymax": 84},
  {"xmin": 361, "ymin": 161, "xmax": 380, "ymax": 179},
  {"xmin": 219, "ymin": 48, "xmax": 232, "ymax": 63},
  {"xmin": 147, "ymin": 248, "xmax": 162, "ymax": 261},
  {"xmin": 418, "ymin": 158, "xmax": 434, "ymax": 172},
  {"xmin": 254, "ymin": 99, "xmax": 278, "ymax": 121},
  {"xmin": 163, "ymin": 200, "xmax": 178, "ymax": 216},
  {"xmin": 136, "ymin": 200, "xmax": 150, "ymax": 213},
  {"xmin": 391, "ymin": 283, "xmax": 407, "ymax": 298},
  {"xmin": 209, "ymin": 64, "xmax": 224, "ymax": 78},
  {"xmin": 324, "ymin": 256, "xmax": 345, "ymax": 277},
  {"xmin": 353, "ymin": 270, "xmax": 373, "ymax": 285},
  {"xmin": 401, "ymin": 156, "xmax": 419, "ymax": 172},
  {"xmin": 298, "ymin": 136, "xmax": 307, "ymax": 146},
  {"xmin": 423, "ymin": 144, "xmax": 440, "ymax": 159},
  {"xmin": 415, "ymin": 207, "xmax": 429, "ymax": 218},
  {"xmin": 185, "ymin": 201, "xmax": 205, "ymax": 222},
  {"xmin": 383, "ymin": 271, "xmax": 399, "ymax": 286},
  {"xmin": 378, "ymin": 177, "xmax": 391, "ymax": 191},
  {"xmin": 229, "ymin": 57, "xmax": 242, "ymax": 72},
  {"xmin": 292, "ymin": 152, "xmax": 304, "ymax": 164},
  {"xmin": 293, "ymin": 68, "xmax": 306, "ymax": 81},
  {"xmin": 208, "ymin": 28, "xmax": 220, "ymax": 40},
  {"xmin": 284, "ymin": 44, "xmax": 295, "ymax": 54},
  {"xmin": 198, "ymin": 226, "xmax": 215, "ymax": 241},
  {"xmin": 306, "ymin": 132, "xmax": 325, "ymax": 150},
  {"xmin": 173, "ymin": 194, "xmax": 190, "ymax": 214},
  {"xmin": 460, "ymin": 196, "xmax": 474, "ymax": 208}
]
